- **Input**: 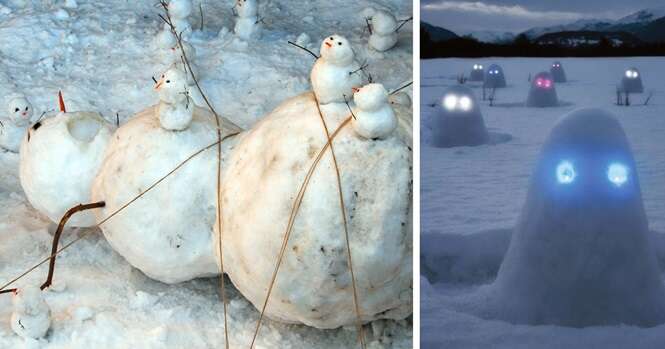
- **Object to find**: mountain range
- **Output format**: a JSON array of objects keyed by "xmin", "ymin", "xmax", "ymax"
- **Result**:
[{"xmin": 423, "ymin": 6, "xmax": 665, "ymax": 45}]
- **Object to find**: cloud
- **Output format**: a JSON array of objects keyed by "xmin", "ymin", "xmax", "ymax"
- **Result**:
[{"xmin": 422, "ymin": 1, "xmax": 589, "ymax": 22}]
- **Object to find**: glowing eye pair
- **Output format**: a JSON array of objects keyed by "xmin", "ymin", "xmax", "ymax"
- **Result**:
[
  {"xmin": 625, "ymin": 70, "xmax": 639, "ymax": 78},
  {"xmin": 488, "ymin": 70, "xmax": 499, "ymax": 75},
  {"xmin": 535, "ymin": 78, "xmax": 552, "ymax": 89},
  {"xmin": 473, "ymin": 64, "xmax": 483, "ymax": 70},
  {"xmin": 443, "ymin": 94, "xmax": 473, "ymax": 111},
  {"xmin": 552, "ymin": 64, "xmax": 560, "ymax": 68},
  {"xmin": 556, "ymin": 161, "xmax": 629, "ymax": 187}
]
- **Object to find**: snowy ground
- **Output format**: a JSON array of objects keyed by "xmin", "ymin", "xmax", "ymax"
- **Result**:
[
  {"xmin": 0, "ymin": 1, "xmax": 413, "ymax": 348},
  {"xmin": 421, "ymin": 57, "xmax": 665, "ymax": 348}
]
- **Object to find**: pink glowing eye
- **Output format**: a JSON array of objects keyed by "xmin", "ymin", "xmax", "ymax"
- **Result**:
[
  {"xmin": 536, "ymin": 79, "xmax": 543, "ymax": 86},
  {"xmin": 544, "ymin": 80, "xmax": 552, "ymax": 88}
]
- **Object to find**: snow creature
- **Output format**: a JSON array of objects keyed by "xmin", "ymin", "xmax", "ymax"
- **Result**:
[
  {"xmin": 469, "ymin": 64, "xmax": 484, "ymax": 82},
  {"xmin": 155, "ymin": 67, "xmax": 193, "ymax": 131},
  {"xmin": 19, "ymin": 95, "xmax": 114, "ymax": 227},
  {"xmin": 1, "ymin": 95, "xmax": 33, "ymax": 152},
  {"xmin": 431, "ymin": 85, "xmax": 488, "ymax": 147},
  {"xmin": 526, "ymin": 71, "xmax": 558, "ymax": 107},
  {"xmin": 352, "ymin": 83, "xmax": 397, "ymax": 140},
  {"xmin": 485, "ymin": 108, "xmax": 665, "ymax": 327},
  {"xmin": 368, "ymin": 9, "xmax": 398, "ymax": 52},
  {"xmin": 621, "ymin": 67, "xmax": 644, "ymax": 94},
  {"xmin": 483, "ymin": 63, "xmax": 506, "ymax": 89},
  {"xmin": 311, "ymin": 35, "xmax": 363, "ymax": 104},
  {"xmin": 10, "ymin": 286, "xmax": 51, "ymax": 339},
  {"xmin": 550, "ymin": 61, "xmax": 566, "ymax": 83}
]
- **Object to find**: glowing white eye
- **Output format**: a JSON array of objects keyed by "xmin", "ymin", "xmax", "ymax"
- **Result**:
[
  {"xmin": 459, "ymin": 96, "xmax": 472, "ymax": 111},
  {"xmin": 473, "ymin": 64, "xmax": 478, "ymax": 69},
  {"xmin": 479, "ymin": 65, "xmax": 483, "ymax": 69},
  {"xmin": 608, "ymin": 163, "xmax": 629, "ymax": 187},
  {"xmin": 556, "ymin": 161, "xmax": 576, "ymax": 184},
  {"xmin": 494, "ymin": 70, "xmax": 499, "ymax": 74},
  {"xmin": 443, "ymin": 95, "xmax": 458, "ymax": 111},
  {"xmin": 625, "ymin": 70, "xmax": 632, "ymax": 78},
  {"xmin": 633, "ymin": 71, "xmax": 639, "ymax": 78}
]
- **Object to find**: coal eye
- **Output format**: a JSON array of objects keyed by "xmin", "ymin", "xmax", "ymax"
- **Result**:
[
  {"xmin": 14, "ymin": 108, "xmax": 19, "ymax": 112},
  {"xmin": 166, "ymin": 80, "xmax": 171, "ymax": 83},
  {"xmin": 338, "ymin": 42, "xmax": 342, "ymax": 45},
  {"xmin": 330, "ymin": 37, "xmax": 334, "ymax": 40},
  {"xmin": 25, "ymin": 106, "xmax": 28, "ymax": 111}
]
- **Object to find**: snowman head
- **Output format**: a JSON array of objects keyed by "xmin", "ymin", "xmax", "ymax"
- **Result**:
[
  {"xmin": 354, "ymin": 83, "xmax": 389, "ymax": 111},
  {"xmin": 552, "ymin": 61, "xmax": 562, "ymax": 69},
  {"xmin": 235, "ymin": 0, "xmax": 258, "ymax": 17},
  {"xmin": 155, "ymin": 68, "xmax": 189, "ymax": 104},
  {"xmin": 372, "ymin": 10, "xmax": 398, "ymax": 35},
  {"xmin": 624, "ymin": 67, "xmax": 640, "ymax": 79},
  {"xmin": 320, "ymin": 35, "xmax": 355, "ymax": 66},
  {"xmin": 168, "ymin": 0, "xmax": 193, "ymax": 19},
  {"xmin": 12, "ymin": 286, "xmax": 45, "ymax": 316},
  {"xmin": 8, "ymin": 96, "xmax": 33, "ymax": 125},
  {"xmin": 156, "ymin": 29, "xmax": 177, "ymax": 50}
]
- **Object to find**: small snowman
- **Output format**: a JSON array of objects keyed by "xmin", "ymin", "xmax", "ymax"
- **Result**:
[
  {"xmin": 155, "ymin": 68, "xmax": 193, "ymax": 131},
  {"xmin": 10, "ymin": 286, "xmax": 51, "ymax": 340},
  {"xmin": 168, "ymin": 0, "xmax": 192, "ymax": 38},
  {"xmin": 310, "ymin": 34, "xmax": 363, "ymax": 104},
  {"xmin": 368, "ymin": 9, "xmax": 399, "ymax": 52},
  {"xmin": 234, "ymin": 0, "xmax": 261, "ymax": 40},
  {"xmin": 1, "ymin": 95, "xmax": 33, "ymax": 152},
  {"xmin": 352, "ymin": 83, "xmax": 397, "ymax": 140}
]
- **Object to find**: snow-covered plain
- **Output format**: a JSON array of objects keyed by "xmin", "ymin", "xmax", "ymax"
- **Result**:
[
  {"xmin": 421, "ymin": 57, "xmax": 665, "ymax": 348},
  {"xmin": 0, "ymin": 0, "xmax": 413, "ymax": 347}
]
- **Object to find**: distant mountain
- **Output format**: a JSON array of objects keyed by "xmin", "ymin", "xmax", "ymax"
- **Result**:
[
  {"xmin": 523, "ymin": 7, "xmax": 665, "ymax": 43},
  {"xmin": 534, "ymin": 31, "xmax": 643, "ymax": 47},
  {"xmin": 463, "ymin": 30, "xmax": 515, "ymax": 44},
  {"xmin": 421, "ymin": 22, "xmax": 458, "ymax": 42}
]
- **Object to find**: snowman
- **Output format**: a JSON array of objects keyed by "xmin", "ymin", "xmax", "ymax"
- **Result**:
[
  {"xmin": 10, "ymin": 286, "xmax": 51, "ymax": 339},
  {"xmin": 19, "ymin": 94, "xmax": 114, "ymax": 227},
  {"xmin": 368, "ymin": 9, "xmax": 399, "ymax": 52},
  {"xmin": 91, "ymin": 67, "xmax": 242, "ymax": 284},
  {"xmin": 155, "ymin": 68, "xmax": 193, "ymax": 131},
  {"xmin": 234, "ymin": 0, "xmax": 261, "ymax": 40},
  {"xmin": 352, "ymin": 83, "xmax": 397, "ymax": 140},
  {"xmin": 1, "ymin": 95, "xmax": 33, "ymax": 152},
  {"xmin": 310, "ymin": 35, "xmax": 363, "ymax": 105},
  {"xmin": 168, "ymin": 0, "xmax": 192, "ymax": 38}
]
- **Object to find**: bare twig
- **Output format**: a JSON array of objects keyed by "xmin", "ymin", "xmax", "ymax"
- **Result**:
[
  {"xmin": 313, "ymin": 96, "xmax": 366, "ymax": 349},
  {"xmin": 395, "ymin": 16, "xmax": 413, "ymax": 33},
  {"xmin": 343, "ymin": 94, "xmax": 357, "ymax": 120},
  {"xmin": 390, "ymin": 81, "xmax": 413, "ymax": 95},
  {"xmin": 287, "ymin": 41, "xmax": 319, "ymax": 59},
  {"xmin": 199, "ymin": 3, "xmax": 204, "ymax": 31},
  {"xmin": 365, "ymin": 18, "xmax": 373, "ymax": 35},
  {"xmin": 40, "ymin": 202, "xmax": 106, "ymax": 290}
]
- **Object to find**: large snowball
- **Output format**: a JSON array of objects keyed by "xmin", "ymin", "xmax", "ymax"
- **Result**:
[
  {"xmin": 19, "ymin": 111, "xmax": 113, "ymax": 227},
  {"xmin": 218, "ymin": 92, "xmax": 412, "ymax": 328},
  {"xmin": 91, "ymin": 105, "xmax": 241, "ymax": 284}
]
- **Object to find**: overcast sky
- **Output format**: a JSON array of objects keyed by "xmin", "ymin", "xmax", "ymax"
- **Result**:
[{"xmin": 421, "ymin": 0, "xmax": 665, "ymax": 34}]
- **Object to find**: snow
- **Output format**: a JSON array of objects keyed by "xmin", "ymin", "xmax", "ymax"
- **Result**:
[
  {"xmin": 352, "ymin": 83, "xmax": 397, "ymax": 140},
  {"xmin": 0, "ymin": 0, "xmax": 412, "ymax": 347},
  {"xmin": 421, "ymin": 57, "xmax": 665, "ymax": 347}
]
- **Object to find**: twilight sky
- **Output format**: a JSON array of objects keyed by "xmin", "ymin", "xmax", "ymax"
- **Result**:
[{"xmin": 421, "ymin": 0, "xmax": 665, "ymax": 34}]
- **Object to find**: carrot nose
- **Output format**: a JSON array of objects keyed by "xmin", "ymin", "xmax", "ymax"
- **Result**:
[
  {"xmin": 325, "ymin": 42, "xmax": 332, "ymax": 48},
  {"xmin": 154, "ymin": 81, "xmax": 163, "ymax": 90}
]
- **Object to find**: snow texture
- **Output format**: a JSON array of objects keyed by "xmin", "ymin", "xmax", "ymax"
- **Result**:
[
  {"xmin": 430, "ymin": 85, "xmax": 489, "ymax": 148},
  {"xmin": 526, "ymin": 71, "xmax": 558, "ymax": 107},
  {"xmin": 10, "ymin": 286, "xmax": 51, "ymax": 340},
  {"xmin": 421, "ymin": 57, "xmax": 665, "ymax": 348},
  {"xmin": 0, "ymin": 0, "xmax": 412, "ymax": 347},
  {"xmin": 19, "ymin": 111, "xmax": 113, "ymax": 227},
  {"xmin": 219, "ymin": 91, "xmax": 412, "ymax": 329}
]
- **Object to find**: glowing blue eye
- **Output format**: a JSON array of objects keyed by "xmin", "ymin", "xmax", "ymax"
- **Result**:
[
  {"xmin": 608, "ymin": 163, "xmax": 629, "ymax": 187},
  {"xmin": 556, "ymin": 161, "xmax": 576, "ymax": 184}
]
